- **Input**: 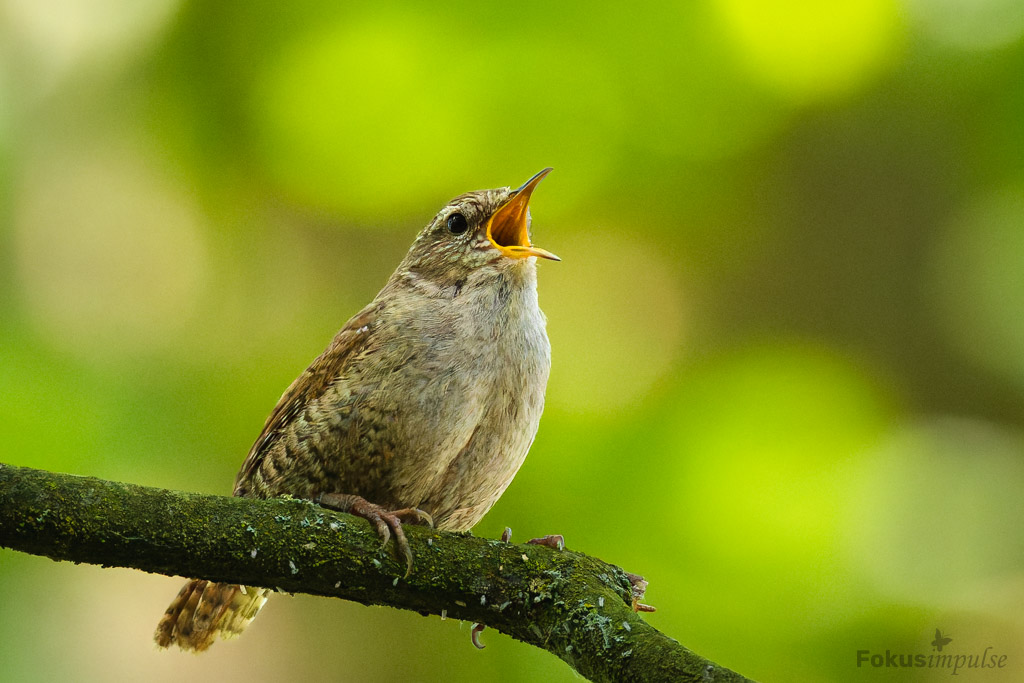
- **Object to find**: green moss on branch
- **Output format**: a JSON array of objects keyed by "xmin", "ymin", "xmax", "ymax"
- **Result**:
[{"xmin": 0, "ymin": 462, "xmax": 752, "ymax": 683}]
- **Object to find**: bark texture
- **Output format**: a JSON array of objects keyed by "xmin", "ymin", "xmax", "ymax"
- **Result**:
[{"xmin": 0, "ymin": 462, "xmax": 753, "ymax": 683}]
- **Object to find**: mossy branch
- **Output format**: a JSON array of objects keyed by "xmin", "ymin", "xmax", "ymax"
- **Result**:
[{"xmin": 0, "ymin": 462, "xmax": 752, "ymax": 682}]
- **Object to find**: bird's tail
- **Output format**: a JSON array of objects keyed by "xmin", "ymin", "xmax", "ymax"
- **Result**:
[{"xmin": 154, "ymin": 579, "xmax": 270, "ymax": 652}]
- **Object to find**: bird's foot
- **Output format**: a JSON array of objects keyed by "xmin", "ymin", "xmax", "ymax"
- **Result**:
[
  {"xmin": 527, "ymin": 534, "xmax": 565, "ymax": 551},
  {"xmin": 625, "ymin": 571, "xmax": 656, "ymax": 613},
  {"xmin": 316, "ymin": 492, "xmax": 433, "ymax": 576},
  {"xmin": 499, "ymin": 527, "xmax": 565, "ymax": 551}
]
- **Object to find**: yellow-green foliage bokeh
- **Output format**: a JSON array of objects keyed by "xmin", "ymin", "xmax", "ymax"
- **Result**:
[{"xmin": 2, "ymin": 1, "xmax": 1023, "ymax": 682}]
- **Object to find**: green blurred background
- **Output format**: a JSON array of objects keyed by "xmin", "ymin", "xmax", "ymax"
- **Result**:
[{"xmin": 2, "ymin": 1, "xmax": 1023, "ymax": 681}]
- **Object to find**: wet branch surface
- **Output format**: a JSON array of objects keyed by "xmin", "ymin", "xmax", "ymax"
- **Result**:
[{"xmin": 0, "ymin": 462, "xmax": 753, "ymax": 683}]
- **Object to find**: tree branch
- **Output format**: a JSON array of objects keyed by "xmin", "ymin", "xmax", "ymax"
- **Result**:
[{"xmin": 0, "ymin": 462, "xmax": 752, "ymax": 682}]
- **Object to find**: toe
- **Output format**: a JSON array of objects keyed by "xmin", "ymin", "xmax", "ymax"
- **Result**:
[
  {"xmin": 471, "ymin": 623, "xmax": 486, "ymax": 649},
  {"xmin": 414, "ymin": 509, "xmax": 434, "ymax": 528},
  {"xmin": 527, "ymin": 534, "xmax": 565, "ymax": 551},
  {"xmin": 391, "ymin": 507, "xmax": 433, "ymax": 528},
  {"xmin": 386, "ymin": 518, "xmax": 413, "ymax": 577}
]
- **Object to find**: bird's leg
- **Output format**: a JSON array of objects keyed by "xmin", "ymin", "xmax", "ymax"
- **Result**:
[{"xmin": 316, "ymin": 493, "xmax": 433, "ymax": 576}]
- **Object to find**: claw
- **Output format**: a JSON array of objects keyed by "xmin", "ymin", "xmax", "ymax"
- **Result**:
[
  {"xmin": 390, "ymin": 507, "xmax": 434, "ymax": 528},
  {"xmin": 500, "ymin": 527, "xmax": 512, "ymax": 543},
  {"xmin": 471, "ymin": 622, "xmax": 486, "ymax": 649},
  {"xmin": 386, "ymin": 518, "xmax": 413, "ymax": 577},
  {"xmin": 317, "ymin": 493, "xmax": 425, "ymax": 576},
  {"xmin": 625, "ymin": 571, "xmax": 656, "ymax": 613},
  {"xmin": 367, "ymin": 513, "xmax": 392, "ymax": 548}
]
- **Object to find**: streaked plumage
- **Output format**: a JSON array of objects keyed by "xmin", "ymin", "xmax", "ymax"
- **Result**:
[{"xmin": 155, "ymin": 171, "xmax": 556, "ymax": 651}]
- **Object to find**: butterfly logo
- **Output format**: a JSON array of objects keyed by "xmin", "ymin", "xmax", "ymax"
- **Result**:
[{"xmin": 932, "ymin": 629, "xmax": 953, "ymax": 652}]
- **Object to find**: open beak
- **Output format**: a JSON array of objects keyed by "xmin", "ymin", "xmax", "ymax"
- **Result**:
[{"xmin": 486, "ymin": 168, "xmax": 560, "ymax": 261}]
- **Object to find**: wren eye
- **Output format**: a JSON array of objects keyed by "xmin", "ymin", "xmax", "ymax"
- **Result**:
[{"xmin": 446, "ymin": 212, "xmax": 468, "ymax": 234}]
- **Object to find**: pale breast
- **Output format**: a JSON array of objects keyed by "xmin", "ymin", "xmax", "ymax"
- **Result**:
[
  {"xmin": 417, "ymin": 265, "xmax": 551, "ymax": 530},
  {"xmin": 256, "ymin": 261, "xmax": 551, "ymax": 531}
]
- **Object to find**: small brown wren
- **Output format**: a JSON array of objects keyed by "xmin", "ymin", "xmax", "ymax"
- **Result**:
[{"xmin": 155, "ymin": 169, "xmax": 558, "ymax": 651}]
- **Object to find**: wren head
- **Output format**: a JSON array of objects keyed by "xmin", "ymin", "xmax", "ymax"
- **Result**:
[{"xmin": 397, "ymin": 169, "xmax": 559, "ymax": 284}]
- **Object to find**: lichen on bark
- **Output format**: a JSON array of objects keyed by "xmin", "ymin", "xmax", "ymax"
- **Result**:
[{"xmin": 0, "ymin": 462, "xmax": 753, "ymax": 683}]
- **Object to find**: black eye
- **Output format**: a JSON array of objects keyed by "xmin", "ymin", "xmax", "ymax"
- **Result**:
[{"xmin": 446, "ymin": 212, "xmax": 468, "ymax": 234}]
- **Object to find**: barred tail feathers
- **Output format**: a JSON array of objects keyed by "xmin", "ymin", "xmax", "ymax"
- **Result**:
[{"xmin": 154, "ymin": 579, "xmax": 270, "ymax": 652}]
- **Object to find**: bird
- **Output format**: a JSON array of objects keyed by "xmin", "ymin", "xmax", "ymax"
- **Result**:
[{"xmin": 154, "ymin": 168, "xmax": 559, "ymax": 652}]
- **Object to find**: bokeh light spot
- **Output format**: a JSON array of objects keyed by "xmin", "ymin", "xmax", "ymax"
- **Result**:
[
  {"xmin": 929, "ymin": 186, "xmax": 1024, "ymax": 387},
  {"xmin": 905, "ymin": 0, "xmax": 1024, "ymax": 51},
  {"xmin": 14, "ymin": 144, "xmax": 210, "ymax": 361},
  {"xmin": 713, "ymin": 0, "xmax": 904, "ymax": 102},
  {"xmin": 543, "ymin": 230, "xmax": 688, "ymax": 416},
  {"xmin": 465, "ymin": 40, "xmax": 624, "ymax": 214},
  {"xmin": 2, "ymin": 0, "xmax": 181, "ymax": 95},
  {"xmin": 844, "ymin": 418, "xmax": 1024, "ymax": 605},
  {"xmin": 251, "ymin": 17, "xmax": 482, "ymax": 218},
  {"xmin": 670, "ymin": 343, "xmax": 890, "ymax": 561},
  {"xmin": 617, "ymin": 4, "xmax": 789, "ymax": 161}
]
